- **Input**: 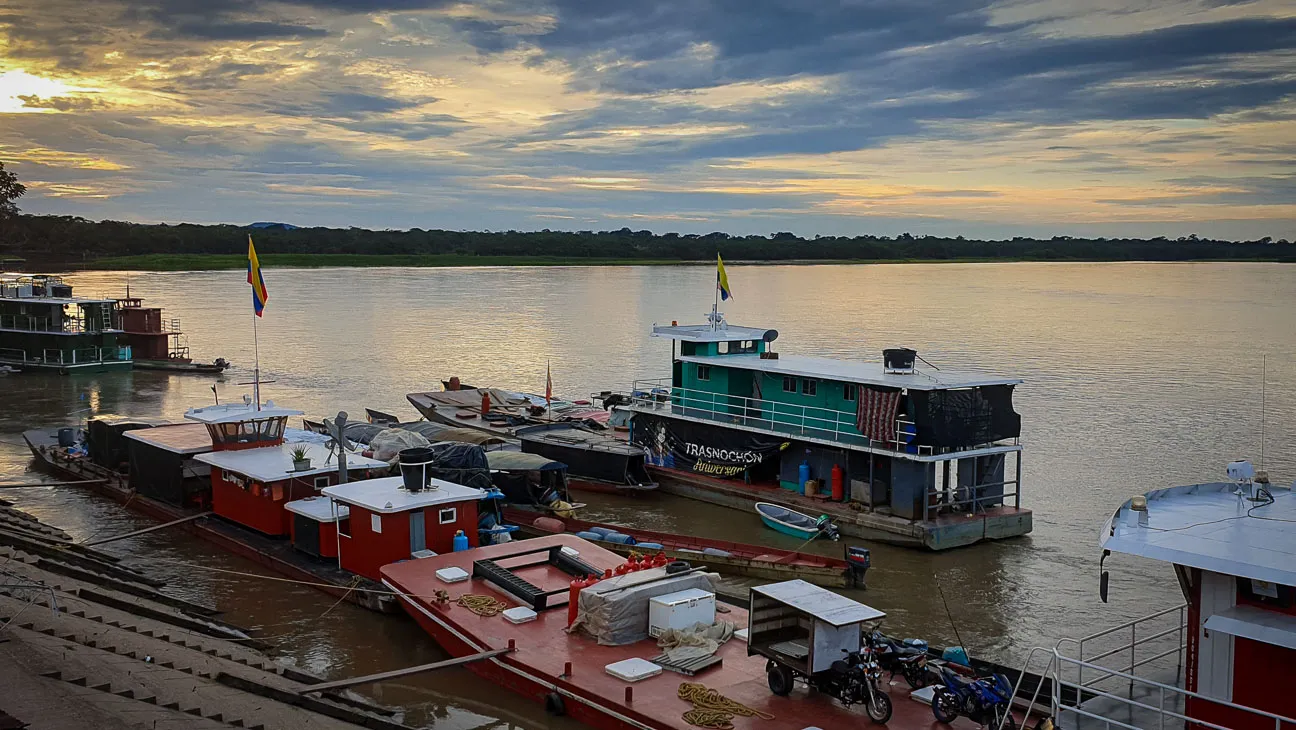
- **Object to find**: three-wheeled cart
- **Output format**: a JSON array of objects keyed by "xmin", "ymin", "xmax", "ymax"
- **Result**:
[{"xmin": 747, "ymin": 579, "xmax": 894, "ymax": 723}]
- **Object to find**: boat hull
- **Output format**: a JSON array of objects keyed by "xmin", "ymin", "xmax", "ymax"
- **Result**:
[{"xmin": 133, "ymin": 359, "xmax": 228, "ymax": 373}]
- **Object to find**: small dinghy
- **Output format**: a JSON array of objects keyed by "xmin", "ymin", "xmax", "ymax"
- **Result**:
[{"xmin": 755, "ymin": 502, "xmax": 840, "ymax": 541}]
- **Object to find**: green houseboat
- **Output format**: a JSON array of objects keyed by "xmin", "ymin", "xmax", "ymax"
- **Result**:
[
  {"xmin": 624, "ymin": 312, "xmax": 1030, "ymax": 550},
  {"xmin": 0, "ymin": 274, "xmax": 132, "ymax": 373}
]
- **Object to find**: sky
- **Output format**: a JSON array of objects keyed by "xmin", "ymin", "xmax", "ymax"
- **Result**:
[{"xmin": 1, "ymin": 0, "xmax": 1294, "ymax": 240}]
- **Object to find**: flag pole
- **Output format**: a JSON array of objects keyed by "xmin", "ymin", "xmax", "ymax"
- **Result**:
[{"xmin": 252, "ymin": 310, "xmax": 261, "ymax": 410}]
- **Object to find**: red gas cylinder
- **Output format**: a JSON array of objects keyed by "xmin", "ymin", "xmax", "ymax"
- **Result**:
[
  {"xmin": 831, "ymin": 463, "xmax": 845, "ymax": 501},
  {"xmin": 567, "ymin": 578, "xmax": 586, "ymax": 626},
  {"xmin": 654, "ymin": 552, "xmax": 670, "ymax": 567},
  {"xmin": 481, "ymin": 391, "xmax": 491, "ymax": 415},
  {"xmin": 603, "ymin": 569, "xmax": 613, "ymax": 579}
]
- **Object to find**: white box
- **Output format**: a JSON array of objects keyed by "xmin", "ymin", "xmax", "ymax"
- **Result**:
[
  {"xmin": 503, "ymin": 607, "xmax": 537, "ymax": 624},
  {"xmin": 435, "ymin": 566, "xmax": 469, "ymax": 583},
  {"xmin": 605, "ymin": 657, "xmax": 662, "ymax": 682},
  {"xmin": 648, "ymin": 588, "xmax": 716, "ymax": 638}
]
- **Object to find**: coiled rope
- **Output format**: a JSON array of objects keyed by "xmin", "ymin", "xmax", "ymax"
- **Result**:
[
  {"xmin": 678, "ymin": 682, "xmax": 774, "ymax": 728},
  {"xmin": 456, "ymin": 594, "xmax": 510, "ymax": 617}
]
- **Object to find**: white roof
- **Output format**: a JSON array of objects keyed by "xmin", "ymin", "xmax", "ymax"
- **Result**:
[
  {"xmin": 678, "ymin": 353, "xmax": 1021, "ymax": 391},
  {"xmin": 652, "ymin": 322, "xmax": 779, "ymax": 343},
  {"xmin": 1101, "ymin": 482, "xmax": 1296, "ymax": 586},
  {"xmin": 322, "ymin": 476, "xmax": 485, "ymax": 514},
  {"xmin": 193, "ymin": 442, "xmax": 386, "ymax": 482},
  {"xmin": 751, "ymin": 579, "xmax": 885, "ymax": 626},
  {"xmin": 184, "ymin": 401, "xmax": 304, "ymax": 424},
  {"xmin": 284, "ymin": 496, "xmax": 349, "ymax": 522}
]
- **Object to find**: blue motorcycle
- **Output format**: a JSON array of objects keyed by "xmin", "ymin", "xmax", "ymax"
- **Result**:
[{"xmin": 930, "ymin": 665, "xmax": 1015, "ymax": 729}]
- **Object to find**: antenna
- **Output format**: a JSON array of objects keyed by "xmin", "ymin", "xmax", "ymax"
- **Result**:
[{"xmin": 1260, "ymin": 354, "xmax": 1266, "ymax": 470}]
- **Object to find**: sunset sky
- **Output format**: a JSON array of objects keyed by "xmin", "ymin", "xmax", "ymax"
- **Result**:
[{"xmin": 1, "ymin": 0, "xmax": 1293, "ymax": 238}]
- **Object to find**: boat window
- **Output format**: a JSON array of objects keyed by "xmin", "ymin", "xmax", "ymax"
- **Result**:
[
  {"xmin": 696, "ymin": 365, "xmax": 711, "ymax": 381},
  {"xmin": 314, "ymin": 476, "xmax": 329, "ymax": 490},
  {"xmin": 438, "ymin": 507, "xmax": 457, "ymax": 524},
  {"xmin": 717, "ymin": 341, "xmax": 729, "ymax": 354},
  {"xmin": 801, "ymin": 379, "xmax": 817, "ymax": 396},
  {"xmin": 371, "ymin": 514, "xmax": 383, "ymax": 534},
  {"xmin": 844, "ymin": 384, "xmax": 857, "ymax": 401},
  {"xmin": 782, "ymin": 376, "xmax": 797, "ymax": 393}
]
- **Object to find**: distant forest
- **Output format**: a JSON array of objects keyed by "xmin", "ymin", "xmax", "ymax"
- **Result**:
[{"xmin": 2, "ymin": 214, "xmax": 1294, "ymax": 266}]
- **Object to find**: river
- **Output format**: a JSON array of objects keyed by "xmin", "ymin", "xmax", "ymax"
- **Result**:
[{"xmin": 1, "ymin": 262, "xmax": 1293, "ymax": 728}]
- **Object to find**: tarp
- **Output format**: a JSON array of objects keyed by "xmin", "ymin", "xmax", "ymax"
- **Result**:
[
  {"xmin": 909, "ymin": 384, "xmax": 1021, "ymax": 448},
  {"xmin": 370, "ymin": 428, "xmax": 431, "ymax": 464},
  {"xmin": 657, "ymin": 620, "xmax": 736, "ymax": 662},
  {"xmin": 486, "ymin": 451, "xmax": 567, "ymax": 472},
  {"xmin": 632, "ymin": 413, "xmax": 790, "ymax": 479},
  {"xmin": 570, "ymin": 568, "xmax": 718, "ymax": 646},
  {"xmin": 426, "ymin": 441, "xmax": 493, "ymax": 491}
]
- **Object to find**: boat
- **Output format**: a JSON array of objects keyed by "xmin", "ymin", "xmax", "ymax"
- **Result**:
[
  {"xmin": 379, "ymin": 534, "xmax": 971, "ymax": 730},
  {"xmin": 518, "ymin": 423, "xmax": 657, "ymax": 494},
  {"xmin": 408, "ymin": 385, "xmax": 611, "ymax": 436},
  {"xmin": 755, "ymin": 502, "xmax": 838, "ymax": 540},
  {"xmin": 0, "ymin": 274, "xmax": 133, "ymax": 372},
  {"xmin": 606, "ymin": 305, "xmax": 1030, "ymax": 550},
  {"xmin": 0, "ymin": 364, "xmax": 16, "ymax": 375},
  {"xmin": 503, "ymin": 506, "xmax": 869, "ymax": 588},
  {"xmin": 116, "ymin": 294, "xmax": 229, "ymax": 373}
]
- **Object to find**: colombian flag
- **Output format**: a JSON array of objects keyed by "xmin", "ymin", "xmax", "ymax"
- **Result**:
[
  {"xmin": 247, "ymin": 235, "xmax": 268, "ymax": 317},
  {"xmin": 716, "ymin": 254, "xmax": 732, "ymax": 301}
]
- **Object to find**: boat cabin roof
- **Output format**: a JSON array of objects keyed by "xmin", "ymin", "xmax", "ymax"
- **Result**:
[
  {"xmin": 751, "ymin": 579, "xmax": 885, "ymax": 626},
  {"xmin": 194, "ymin": 442, "xmax": 386, "ymax": 482},
  {"xmin": 123, "ymin": 423, "xmax": 212, "ymax": 454},
  {"xmin": 1102, "ymin": 481, "xmax": 1296, "ymax": 587},
  {"xmin": 677, "ymin": 353, "xmax": 1022, "ymax": 391},
  {"xmin": 284, "ymin": 495, "xmax": 349, "ymax": 523},
  {"xmin": 652, "ymin": 323, "xmax": 778, "ymax": 343},
  {"xmin": 323, "ymin": 476, "xmax": 486, "ymax": 514},
  {"xmin": 184, "ymin": 401, "xmax": 305, "ymax": 424}
]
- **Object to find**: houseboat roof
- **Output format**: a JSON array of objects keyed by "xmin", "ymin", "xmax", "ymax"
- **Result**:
[
  {"xmin": 323, "ymin": 476, "xmax": 486, "ymax": 514},
  {"xmin": 184, "ymin": 401, "xmax": 305, "ymax": 424},
  {"xmin": 677, "ymin": 353, "xmax": 1022, "ymax": 391},
  {"xmin": 193, "ymin": 442, "xmax": 386, "ymax": 482},
  {"xmin": 751, "ymin": 579, "xmax": 885, "ymax": 626},
  {"xmin": 123, "ymin": 423, "xmax": 213, "ymax": 454},
  {"xmin": 652, "ymin": 322, "xmax": 779, "ymax": 343},
  {"xmin": 284, "ymin": 495, "xmax": 349, "ymax": 523},
  {"xmin": 1102, "ymin": 481, "xmax": 1296, "ymax": 587}
]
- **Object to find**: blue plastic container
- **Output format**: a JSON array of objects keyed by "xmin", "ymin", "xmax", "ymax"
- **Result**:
[
  {"xmin": 452, "ymin": 530, "xmax": 469, "ymax": 552},
  {"xmin": 586, "ymin": 526, "xmax": 616, "ymax": 538},
  {"xmin": 635, "ymin": 542, "xmax": 663, "ymax": 550},
  {"xmin": 942, "ymin": 646, "xmax": 970, "ymax": 666},
  {"xmin": 575, "ymin": 531, "xmax": 603, "ymax": 541},
  {"xmin": 701, "ymin": 547, "xmax": 733, "ymax": 557},
  {"xmin": 798, "ymin": 461, "xmax": 811, "ymax": 493},
  {"xmin": 602, "ymin": 532, "xmax": 637, "ymax": 545}
]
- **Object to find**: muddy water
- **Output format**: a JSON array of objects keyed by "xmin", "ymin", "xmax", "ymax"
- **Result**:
[{"xmin": 2, "ymin": 262, "xmax": 1293, "ymax": 728}]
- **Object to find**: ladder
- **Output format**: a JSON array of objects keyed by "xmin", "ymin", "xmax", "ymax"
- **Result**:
[{"xmin": 99, "ymin": 305, "xmax": 112, "ymax": 332}]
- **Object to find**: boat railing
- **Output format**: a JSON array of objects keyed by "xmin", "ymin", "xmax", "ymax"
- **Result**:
[
  {"xmin": 1005, "ymin": 624, "xmax": 1294, "ymax": 730},
  {"xmin": 0, "ymin": 313, "xmax": 101, "ymax": 334},
  {"xmin": 33, "ymin": 346, "xmax": 130, "ymax": 365}
]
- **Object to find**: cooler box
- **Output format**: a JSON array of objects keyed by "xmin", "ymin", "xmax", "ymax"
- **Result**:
[{"xmin": 648, "ymin": 588, "xmax": 716, "ymax": 638}]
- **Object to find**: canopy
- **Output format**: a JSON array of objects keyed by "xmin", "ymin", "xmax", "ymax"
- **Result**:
[
  {"xmin": 486, "ymin": 451, "xmax": 567, "ymax": 472},
  {"xmin": 434, "ymin": 427, "xmax": 510, "ymax": 446}
]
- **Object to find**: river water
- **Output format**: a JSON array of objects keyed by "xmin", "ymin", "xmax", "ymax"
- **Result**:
[{"xmin": 1, "ymin": 262, "xmax": 1293, "ymax": 728}]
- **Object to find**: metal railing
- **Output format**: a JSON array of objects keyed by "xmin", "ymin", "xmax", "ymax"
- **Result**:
[
  {"xmin": 625, "ymin": 378, "xmax": 933, "ymax": 453},
  {"xmin": 0, "ymin": 346, "xmax": 130, "ymax": 365},
  {"xmin": 1003, "ymin": 605, "xmax": 1295, "ymax": 730}
]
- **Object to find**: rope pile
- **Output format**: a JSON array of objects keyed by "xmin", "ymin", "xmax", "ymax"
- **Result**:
[
  {"xmin": 678, "ymin": 682, "xmax": 774, "ymax": 729},
  {"xmin": 456, "ymin": 594, "xmax": 510, "ymax": 617}
]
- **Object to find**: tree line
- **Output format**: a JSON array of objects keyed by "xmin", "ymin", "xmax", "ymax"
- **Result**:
[{"xmin": 2, "ymin": 214, "xmax": 1292, "ymax": 266}]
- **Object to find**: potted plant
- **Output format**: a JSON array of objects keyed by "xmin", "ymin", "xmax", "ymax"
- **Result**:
[{"xmin": 290, "ymin": 445, "xmax": 311, "ymax": 471}]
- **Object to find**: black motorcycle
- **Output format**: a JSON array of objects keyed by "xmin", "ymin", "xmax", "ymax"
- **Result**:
[
  {"xmin": 766, "ymin": 648, "xmax": 892, "ymax": 723},
  {"xmin": 868, "ymin": 630, "xmax": 931, "ymax": 689}
]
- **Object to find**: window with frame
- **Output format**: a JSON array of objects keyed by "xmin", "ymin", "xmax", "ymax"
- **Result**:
[
  {"xmin": 438, "ymin": 507, "xmax": 457, "ymax": 524},
  {"xmin": 844, "ymin": 384, "xmax": 858, "ymax": 401},
  {"xmin": 717, "ymin": 341, "xmax": 729, "ymax": 354},
  {"xmin": 371, "ymin": 514, "xmax": 383, "ymax": 534},
  {"xmin": 696, "ymin": 365, "xmax": 711, "ymax": 381},
  {"xmin": 782, "ymin": 376, "xmax": 797, "ymax": 393},
  {"xmin": 801, "ymin": 379, "xmax": 817, "ymax": 396},
  {"xmin": 314, "ymin": 476, "xmax": 329, "ymax": 490}
]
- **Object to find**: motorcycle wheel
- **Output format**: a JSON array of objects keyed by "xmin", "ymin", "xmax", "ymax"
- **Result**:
[
  {"xmin": 767, "ymin": 664, "xmax": 795, "ymax": 697},
  {"xmin": 988, "ymin": 704, "xmax": 1017, "ymax": 730},
  {"xmin": 866, "ymin": 691, "xmax": 893, "ymax": 724},
  {"xmin": 904, "ymin": 666, "xmax": 930, "ymax": 689},
  {"xmin": 931, "ymin": 688, "xmax": 961, "ymax": 724}
]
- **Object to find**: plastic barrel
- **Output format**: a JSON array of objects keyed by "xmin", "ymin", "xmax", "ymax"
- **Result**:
[
  {"xmin": 575, "ymin": 531, "xmax": 603, "ymax": 541},
  {"xmin": 398, "ymin": 447, "xmax": 435, "ymax": 492},
  {"xmin": 635, "ymin": 542, "xmax": 663, "ymax": 550},
  {"xmin": 57, "ymin": 427, "xmax": 76, "ymax": 448},
  {"xmin": 602, "ymin": 532, "xmax": 637, "ymax": 545},
  {"xmin": 586, "ymin": 526, "xmax": 616, "ymax": 538}
]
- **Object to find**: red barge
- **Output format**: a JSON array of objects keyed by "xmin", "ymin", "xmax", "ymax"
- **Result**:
[{"xmin": 381, "ymin": 533, "xmax": 976, "ymax": 730}]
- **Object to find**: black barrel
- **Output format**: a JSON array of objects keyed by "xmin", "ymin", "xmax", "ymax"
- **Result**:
[
  {"xmin": 57, "ymin": 427, "xmax": 76, "ymax": 448},
  {"xmin": 398, "ymin": 446, "xmax": 435, "ymax": 492}
]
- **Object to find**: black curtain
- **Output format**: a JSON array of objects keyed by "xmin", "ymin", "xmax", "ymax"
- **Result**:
[{"xmin": 909, "ymin": 385, "xmax": 1020, "ymax": 448}]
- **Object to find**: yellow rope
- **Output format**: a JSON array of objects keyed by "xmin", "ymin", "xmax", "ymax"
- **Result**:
[
  {"xmin": 456, "ymin": 593, "xmax": 510, "ymax": 617},
  {"xmin": 678, "ymin": 682, "xmax": 774, "ymax": 722},
  {"xmin": 683, "ymin": 708, "xmax": 735, "ymax": 729}
]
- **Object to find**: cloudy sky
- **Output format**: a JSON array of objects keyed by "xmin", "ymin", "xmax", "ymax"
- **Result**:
[{"xmin": 1, "ymin": 0, "xmax": 1293, "ymax": 238}]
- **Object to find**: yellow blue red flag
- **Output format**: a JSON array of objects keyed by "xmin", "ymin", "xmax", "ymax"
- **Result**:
[
  {"xmin": 247, "ymin": 235, "xmax": 268, "ymax": 317},
  {"xmin": 716, "ymin": 254, "xmax": 732, "ymax": 301}
]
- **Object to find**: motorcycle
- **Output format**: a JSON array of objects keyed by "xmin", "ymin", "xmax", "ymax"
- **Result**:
[
  {"xmin": 930, "ymin": 665, "xmax": 1016, "ymax": 729},
  {"xmin": 769, "ymin": 648, "xmax": 892, "ymax": 723},
  {"xmin": 867, "ymin": 630, "xmax": 931, "ymax": 688}
]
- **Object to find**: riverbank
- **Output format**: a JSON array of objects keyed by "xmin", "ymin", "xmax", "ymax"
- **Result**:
[{"xmin": 75, "ymin": 253, "xmax": 1296, "ymax": 271}]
